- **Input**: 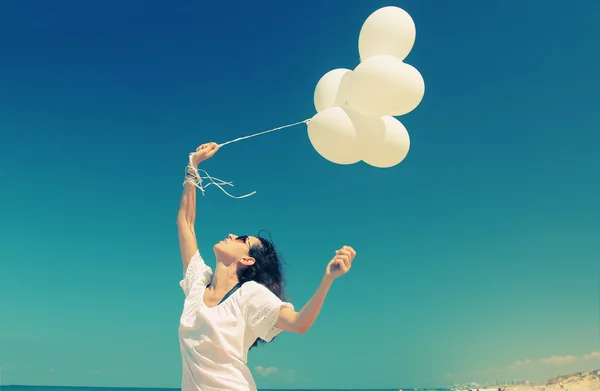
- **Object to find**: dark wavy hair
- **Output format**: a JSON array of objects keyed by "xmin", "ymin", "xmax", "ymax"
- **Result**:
[{"xmin": 236, "ymin": 230, "xmax": 287, "ymax": 349}]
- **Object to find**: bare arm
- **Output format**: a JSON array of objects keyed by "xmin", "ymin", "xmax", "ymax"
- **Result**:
[
  {"xmin": 275, "ymin": 276, "xmax": 333, "ymax": 334},
  {"xmin": 176, "ymin": 142, "xmax": 219, "ymax": 273},
  {"xmin": 177, "ymin": 181, "xmax": 199, "ymax": 272},
  {"xmin": 275, "ymin": 246, "xmax": 356, "ymax": 334}
]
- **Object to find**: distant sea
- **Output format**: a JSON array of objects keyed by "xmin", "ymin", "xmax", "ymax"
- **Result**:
[{"xmin": 0, "ymin": 386, "xmax": 450, "ymax": 391}]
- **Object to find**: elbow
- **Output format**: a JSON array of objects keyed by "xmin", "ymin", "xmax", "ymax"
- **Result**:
[
  {"xmin": 278, "ymin": 309, "xmax": 310, "ymax": 334},
  {"xmin": 294, "ymin": 323, "xmax": 309, "ymax": 335}
]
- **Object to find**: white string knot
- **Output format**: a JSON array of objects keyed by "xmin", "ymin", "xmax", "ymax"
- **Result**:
[{"xmin": 183, "ymin": 153, "xmax": 256, "ymax": 199}]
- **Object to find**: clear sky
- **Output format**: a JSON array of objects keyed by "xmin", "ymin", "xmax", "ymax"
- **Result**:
[{"xmin": 1, "ymin": 0, "xmax": 599, "ymax": 389}]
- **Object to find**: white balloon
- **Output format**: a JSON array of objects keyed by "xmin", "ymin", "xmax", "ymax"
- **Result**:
[
  {"xmin": 307, "ymin": 107, "xmax": 361, "ymax": 165},
  {"xmin": 358, "ymin": 6, "xmax": 416, "ymax": 62},
  {"xmin": 313, "ymin": 68, "xmax": 353, "ymax": 112},
  {"xmin": 346, "ymin": 55, "xmax": 424, "ymax": 117},
  {"xmin": 343, "ymin": 107, "xmax": 385, "ymax": 147},
  {"xmin": 359, "ymin": 116, "xmax": 410, "ymax": 168},
  {"xmin": 344, "ymin": 107, "xmax": 383, "ymax": 139}
]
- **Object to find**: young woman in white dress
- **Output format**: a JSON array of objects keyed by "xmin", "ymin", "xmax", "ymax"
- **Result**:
[{"xmin": 176, "ymin": 142, "xmax": 356, "ymax": 391}]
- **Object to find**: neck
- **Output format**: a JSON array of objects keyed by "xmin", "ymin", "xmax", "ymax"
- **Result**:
[{"xmin": 209, "ymin": 261, "xmax": 240, "ymax": 292}]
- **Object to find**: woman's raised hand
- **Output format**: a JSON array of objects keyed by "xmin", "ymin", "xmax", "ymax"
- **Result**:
[
  {"xmin": 191, "ymin": 142, "xmax": 219, "ymax": 166},
  {"xmin": 325, "ymin": 245, "xmax": 356, "ymax": 280}
]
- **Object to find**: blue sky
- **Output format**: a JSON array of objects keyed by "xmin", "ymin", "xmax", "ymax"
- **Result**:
[{"xmin": 1, "ymin": 0, "xmax": 599, "ymax": 389}]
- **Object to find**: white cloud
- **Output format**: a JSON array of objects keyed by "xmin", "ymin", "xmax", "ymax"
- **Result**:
[
  {"xmin": 509, "ymin": 351, "xmax": 599, "ymax": 369},
  {"xmin": 254, "ymin": 366, "xmax": 295, "ymax": 381},
  {"xmin": 582, "ymin": 352, "xmax": 600, "ymax": 360},
  {"xmin": 539, "ymin": 356, "xmax": 576, "ymax": 365},
  {"xmin": 255, "ymin": 366, "xmax": 279, "ymax": 377}
]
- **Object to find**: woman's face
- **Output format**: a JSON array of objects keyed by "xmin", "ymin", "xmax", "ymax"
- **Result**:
[{"xmin": 213, "ymin": 234, "xmax": 260, "ymax": 264}]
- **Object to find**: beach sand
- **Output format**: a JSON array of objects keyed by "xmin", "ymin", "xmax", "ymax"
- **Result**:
[
  {"xmin": 461, "ymin": 370, "xmax": 600, "ymax": 391},
  {"xmin": 501, "ymin": 371, "xmax": 600, "ymax": 391},
  {"xmin": 510, "ymin": 384, "xmax": 598, "ymax": 391}
]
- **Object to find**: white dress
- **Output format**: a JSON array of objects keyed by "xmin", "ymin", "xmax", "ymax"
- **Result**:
[{"xmin": 178, "ymin": 250, "xmax": 294, "ymax": 391}]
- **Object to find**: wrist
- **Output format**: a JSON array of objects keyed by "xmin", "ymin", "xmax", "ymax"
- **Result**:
[
  {"xmin": 184, "ymin": 159, "xmax": 202, "ymax": 188},
  {"xmin": 188, "ymin": 151, "xmax": 203, "ymax": 168},
  {"xmin": 322, "ymin": 274, "xmax": 334, "ymax": 286}
]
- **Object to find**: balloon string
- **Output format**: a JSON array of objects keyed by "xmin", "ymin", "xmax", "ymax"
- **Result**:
[
  {"xmin": 187, "ymin": 118, "xmax": 310, "ymax": 199},
  {"xmin": 218, "ymin": 119, "xmax": 311, "ymax": 148}
]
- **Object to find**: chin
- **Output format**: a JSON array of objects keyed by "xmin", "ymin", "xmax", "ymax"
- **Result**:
[{"xmin": 213, "ymin": 240, "xmax": 225, "ymax": 253}]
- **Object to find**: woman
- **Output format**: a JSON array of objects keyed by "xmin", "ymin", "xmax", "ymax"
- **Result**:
[{"xmin": 176, "ymin": 142, "xmax": 356, "ymax": 391}]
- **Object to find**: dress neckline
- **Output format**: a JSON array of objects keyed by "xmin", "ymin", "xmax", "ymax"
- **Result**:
[{"xmin": 202, "ymin": 281, "xmax": 244, "ymax": 309}]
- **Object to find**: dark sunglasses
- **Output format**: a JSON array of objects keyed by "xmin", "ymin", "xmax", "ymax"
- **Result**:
[{"xmin": 236, "ymin": 235, "xmax": 250, "ymax": 247}]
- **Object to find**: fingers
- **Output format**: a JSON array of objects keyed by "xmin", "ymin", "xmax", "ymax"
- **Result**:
[
  {"xmin": 337, "ymin": 246, "xmax": 355, "ymax": 261},
  {"xmin": 335, "ymin": 251, "xmax": 350, "ymax": 270},
  {"xmin": 335, "ymin": 249, "xmax": 352, "ymax": 271},
  {"xmin": 196, "ymin": 142, "xmax": 219, "ymax": 151},
  {"xmin": 342, "ymin": 245, "xmax": 356, "ymax": 258},
  {"xmin": 339, "ymin": 258, "xmax": 349, "ymax": 273},
  {"xmin": 333, "ymin": 245, "xmax": 355, "ymax": 276},
  {"xmin": 206, "ymin": 144, "xmax": 219, "ymax": 158},
  {"xmin": 326, "ymin": 246, "xmax": 355, "ymax": 279},
  {"xmin": 194, "ymin": 143, "xmax": 220, "ymax": 161}
]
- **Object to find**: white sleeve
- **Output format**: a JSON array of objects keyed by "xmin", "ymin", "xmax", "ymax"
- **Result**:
[
  {"xmin": 179, "ymin": 250, "xmax": 212, "ymax": 296},
  {"xmin": 243, "ymin": 282, "xmax": 294, "ymax": 342}
]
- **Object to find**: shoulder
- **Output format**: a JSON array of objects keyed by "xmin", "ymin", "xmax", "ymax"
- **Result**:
[
  {"xmin": 238, "ymin": 281, "xmax": 294, "ymax": 341},
  {"xmin": 189, "ymin": 250, "xmax": 212, "ymax": 272},
  {"xmin": 179, "ymin": 250, "xmax": 213, "ymax": 296},
  {"xmin": 239, "ymin": 281, "xmax": 280, "ymax": 306},
  {"xmin": 240, "ymin": 280, "xmax": 271, "ymax": 297}
]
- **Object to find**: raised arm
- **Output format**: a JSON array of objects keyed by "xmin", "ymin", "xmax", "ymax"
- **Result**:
[
  {"xmin": 176, "ymin": 142, "xmax": 219, "ymax": 272},
  {"xmin": 275, "ymin": 246, "xmax": 356, "ymax": 334}
]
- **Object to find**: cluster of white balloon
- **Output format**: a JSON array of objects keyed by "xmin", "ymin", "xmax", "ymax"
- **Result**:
[{"xmin": 307, "ymin": 6, "xmax": 425, "ymax": 168}]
